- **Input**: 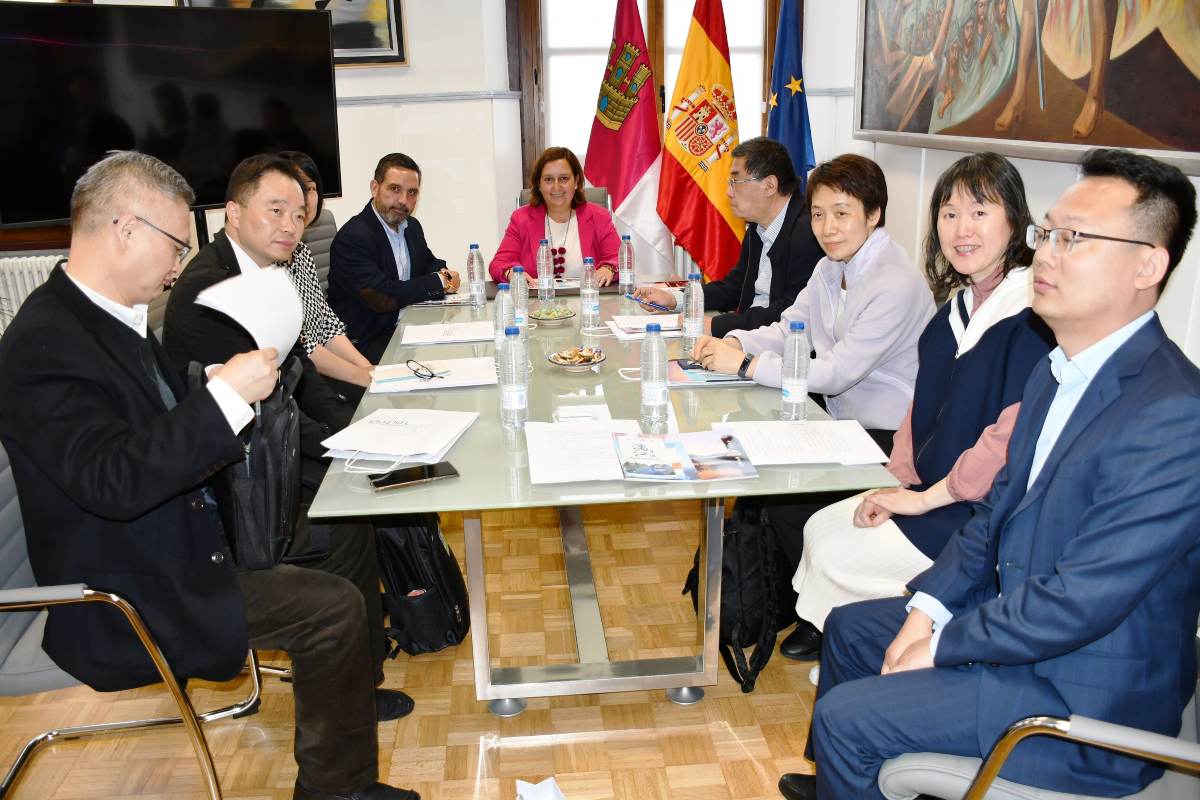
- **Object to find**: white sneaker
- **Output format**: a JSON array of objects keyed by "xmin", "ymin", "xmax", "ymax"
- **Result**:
[{"xmin": 808, "ymin": 665, "xmax": 820, "ymax": 686}]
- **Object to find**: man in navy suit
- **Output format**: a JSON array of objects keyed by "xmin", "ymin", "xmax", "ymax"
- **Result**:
[
  {"xmin": 327, "ymin": 153, "xmax": 461, "ymax": 362},
  {"xmin": 779, "ymin": 149, "xmax": 1200, "ymax": 799}
]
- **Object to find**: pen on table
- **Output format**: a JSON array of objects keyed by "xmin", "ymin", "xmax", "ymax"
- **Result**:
[
  {"xmin": 375, "ymin": 371, "xmax": 451, "ymax": 384},
  {"xmin": 624, "ymin": 293, "xmax": 672, "ymax": 312}
]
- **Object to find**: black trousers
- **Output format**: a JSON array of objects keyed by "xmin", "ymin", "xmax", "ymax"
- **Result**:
[
  {"xmin": 764, "ymin": 427, "xmax": 895, "ymax": 618},
  {"xmin": 236, "ymin": 517, "xmax": 385, "ymax": 792}
]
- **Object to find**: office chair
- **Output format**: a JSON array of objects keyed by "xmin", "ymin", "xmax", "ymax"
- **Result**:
[
  {"xmin": 516, "ymin": 186, "xmax": 611, "ymax": 212},
  {"xmin": 0, "ymin": 444, "xmax": 269, "ymax": 800},
  {"xmin": 301, "ymin": 208, "xmax": 339, "ymax": 294},
  {"xmin": 878, "ymin": 652, "xmax": 1200, "ymax": 799}
]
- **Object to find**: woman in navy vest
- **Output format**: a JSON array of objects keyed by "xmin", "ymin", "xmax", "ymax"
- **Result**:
[{"xmin": 785, "ymin": 153, "xmax": 1054, "ymax": 661}]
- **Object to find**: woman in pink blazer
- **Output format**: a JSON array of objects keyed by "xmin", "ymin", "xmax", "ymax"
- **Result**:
[{"xmin": 489, "ymin": 146, "xmax": 621, "ymax": 285}]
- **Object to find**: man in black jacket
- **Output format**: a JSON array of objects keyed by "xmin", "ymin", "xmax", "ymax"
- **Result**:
[
  {"xmin": 163, "ymin": 154, "xmax": 414, "ymax": 734},
  {"xmin": 327, "ymin": 153, "xmax": 461, "ymax": 362},
  {"xmin": 633, "ymin": 137, "xmax": 822, "ymax": 339},
  {"xmin": 0, "ymin": 151, "xmax": 417, "ymax": 800}
]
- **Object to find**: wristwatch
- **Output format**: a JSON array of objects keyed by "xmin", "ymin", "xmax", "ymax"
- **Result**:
[{"xmin": 736, "ymin": 353, "xmax": 754, "ymax": 379}]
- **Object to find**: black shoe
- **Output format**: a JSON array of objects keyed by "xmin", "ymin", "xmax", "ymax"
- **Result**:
[
  {"xmin": 778, "ymin": 773, "xmax": 817, "ymax": 799},
  {"xmin": 294, "ymin": 780, "xmax": 420, "ymax": 800},
  {"xmin": 375, "ymin": 688, "xmax": 415, "ymax": 721},
  {"xmin": 779, "ymin": 620, "xmax": 822, "ymax": 660}
]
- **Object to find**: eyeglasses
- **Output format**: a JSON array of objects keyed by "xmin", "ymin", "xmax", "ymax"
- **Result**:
[
  {"xmin": 726, "ymin": 176, "xmax": 764, "ymax": 188},
  {"xmin": 406, "ymin": 359, "xmax": 444, "ymax": 381},
  {"xmin": 1026, "ymin": 224, "xmax": 1155, "ymax": 255},
  {"xmin": 118, "ymin": 215, "xmax": 192, "ymax": 262}
]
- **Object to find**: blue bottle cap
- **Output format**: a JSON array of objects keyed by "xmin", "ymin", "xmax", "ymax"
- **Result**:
[
  {"xmin": 583, "ymin": 257, "xmax": 594, "ymax": 265},
  {"xmin": 539, "ymin": 239, "xmax": 548, "ymax": 245},
  {"xmin": 497, "ymin": 283, "xmax": 510, "ymax": 290},
  {"xmin": 790, "ymin": 321, "xmax": 806, "ymax": 332},
  {"xmin": 469, "ymin": 243, "xmax": 479, "ymax": 249},
  {"xmin": 513, "ymin": 265, "xmax": 525, "ymax": 273},
  {"xmin": 505, "ymin": 326, "xmax": 519, "ymax": 336},
  {"xmin": 688, "ymin": 272, "xmax": 701, "ymax": 280},
  {"xmin": 645, "ymin": 322, "xmax": 661, "ymax": 333},
  {"xmin": 622, "ymin": 234, "xmax": 631, "ymax": 240}
]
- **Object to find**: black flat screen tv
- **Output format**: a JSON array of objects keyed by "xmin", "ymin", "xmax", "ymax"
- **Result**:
[{"xmin": 0, "ymin": 2, "xmax": 341, "ymax": 227}]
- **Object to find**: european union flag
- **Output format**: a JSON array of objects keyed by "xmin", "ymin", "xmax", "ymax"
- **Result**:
[{"xmin": 767, "ymin": 0, "xmax": 816, "ymax": 190}]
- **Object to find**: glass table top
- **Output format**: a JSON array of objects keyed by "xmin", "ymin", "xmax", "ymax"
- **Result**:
[{"xmin": 307, "ymin": 293, "xmax": 898, "ymax": 518}]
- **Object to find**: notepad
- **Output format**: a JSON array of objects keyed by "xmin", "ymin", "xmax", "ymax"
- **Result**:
[{"xmin": 398, "ymin": 320, "xmax": 494, "ymax": 345}]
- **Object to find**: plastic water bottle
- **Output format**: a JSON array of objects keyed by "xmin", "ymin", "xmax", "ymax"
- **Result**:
[
  {"xmin": 536, "ymin": 239, "xmax": 555, "ymax": 304},
  {"xmin": 682, "ymin": 271, "xmax": 704, "ymax": 355},
  {"xmin": 618, "ymin": 234, "xmax": 635, "ymax": 295},
  {"xmin": 781, "ymin": 321, "xmax": 809, "ymax": 421},
  {"xmin": 493, "ymin": 283, "xmax": 514, "ymax": 373},
  {"xmin": 580, "ymin": 257, "xmax": 600, "ymax": 330},
  {"xmin": 640, "ymin": 322, "xmax": 669, "ymax": 425},
  {"xmin": 511, "ymin": 265, "xmax": 529, "ymax": 338},
  {"xmin": 466, "ymin": 243, "xmax": 486, "ymax": 308},
  {"xmin": 499, "ymin": 326, "xmax": 528, "ymax": 429}
]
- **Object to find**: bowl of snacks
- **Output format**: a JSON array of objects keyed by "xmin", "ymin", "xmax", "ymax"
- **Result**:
[
  {"xmin": 548, "ymin": 346, "xmax": 605, "ymax": 372},
  {"xmin": 529, "ymin": 306, "xmax": 576, "ymax": 327}
]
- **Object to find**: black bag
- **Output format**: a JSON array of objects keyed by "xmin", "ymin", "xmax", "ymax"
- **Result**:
[
  {"xmin": 376, "ymin": 513, "xmax": 470, "ymax": 656},
  {"xmin": 190, "ymin": 356, "xmax": 304, "ymax": 570},
  {"xmin": 682, "ymin": 500, "xmax": 792, "ymax": 692}
]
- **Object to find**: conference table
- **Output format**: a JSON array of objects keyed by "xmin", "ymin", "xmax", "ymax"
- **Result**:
[{"xmin": 307, "ymin": 291, "xmax": 897, "ymax": 716}]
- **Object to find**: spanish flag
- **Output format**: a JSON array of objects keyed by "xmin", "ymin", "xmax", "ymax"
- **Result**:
[{"xmin": 656, "ymin": 0, "xmax": 742, "ymax": 281}]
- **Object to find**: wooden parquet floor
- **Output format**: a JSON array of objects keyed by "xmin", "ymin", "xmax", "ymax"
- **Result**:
[{"xmin": 0, "ymin": 501, "xmax": 817, "ymax": 799}]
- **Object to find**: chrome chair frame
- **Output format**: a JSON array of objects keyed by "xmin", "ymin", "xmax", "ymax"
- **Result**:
[
  {"xmin": 0, "ymin": 585, "xmax": 272, "ymax": 800},
  {"xmin": 963, "ymin": 712, "xmax": 1200, "ymax": 800}
]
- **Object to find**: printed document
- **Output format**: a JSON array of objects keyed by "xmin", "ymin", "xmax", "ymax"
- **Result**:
[
  {"xmin": 611, "ymin": 314, "xmax": 682, "ymax": 332},
  {"xmin": 604, "ymin": 320, "xmax": 682, "ymax": 342},
  {"xmin": 399, "ymin": 320, "xmax": 494, "ymax": 345},
  {"xmin": 524, "ymin": 420, "xmax": 638, "ymax": 484},
  {"xmin": 321, "ymin": 409, "xmax": 478, "ymax": 461},
  {"xmin": 370, "ymin": 357, "xmax": 497, "ymax": 393},
  {"xmin": 196, "ymin": 268, "xmax": 301, "ymax": 366},
  {"xmin": 711, "ymin": 420, "xmax": 888, "ymax": 466}
]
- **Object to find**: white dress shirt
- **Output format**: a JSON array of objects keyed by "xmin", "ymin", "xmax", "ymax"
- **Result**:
[{"xmin": 750, "ymin": 202, "xmax": 788, "ymax": 309}]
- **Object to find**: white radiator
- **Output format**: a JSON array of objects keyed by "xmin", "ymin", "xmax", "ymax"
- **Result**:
[{"xmin": 0, "ymin": 255, "xmax": 61, "ymax": 333}]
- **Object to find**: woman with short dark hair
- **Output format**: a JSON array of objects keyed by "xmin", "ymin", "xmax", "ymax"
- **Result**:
[{"xmin": 488, "ymin": 146, "xmax": 621, "ymax": 286}]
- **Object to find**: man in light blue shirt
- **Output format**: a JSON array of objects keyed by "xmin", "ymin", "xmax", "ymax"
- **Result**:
[{"xmin": 780, "ymin": 149, "xmax": 1200, "ymax": 800}]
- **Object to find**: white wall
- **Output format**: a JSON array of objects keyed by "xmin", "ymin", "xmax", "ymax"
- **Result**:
[{"xmin": 801, "ymin": 1, "xmax": 1200, "ymax": 363}]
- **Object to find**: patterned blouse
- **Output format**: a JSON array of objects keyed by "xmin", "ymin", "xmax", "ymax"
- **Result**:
[{"xmin": 277, "ymin": 241, "xmax": 347, "ymax": 354}]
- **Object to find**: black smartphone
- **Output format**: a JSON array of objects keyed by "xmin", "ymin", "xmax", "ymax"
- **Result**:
[
  {"xmin": 369, "ymin": 462, "xmax": 459, "ymax": 492},
  {"xmin": 673, "ymin": 358, "xmax": 706, "ymax": 370}
]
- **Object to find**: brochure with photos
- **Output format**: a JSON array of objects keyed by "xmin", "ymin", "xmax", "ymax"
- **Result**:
[{"xmin": 612, "ymin": 431, "xmax": 758, "ymax": 482}]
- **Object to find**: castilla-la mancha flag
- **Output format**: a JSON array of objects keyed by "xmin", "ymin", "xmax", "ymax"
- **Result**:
[
  {"xmin": 656, "ymin": 0, "xmax": 742, "ymax": 281},
  {"xmin": 584, "ymin": 0, "xmax": 673, "ymax": 276}
]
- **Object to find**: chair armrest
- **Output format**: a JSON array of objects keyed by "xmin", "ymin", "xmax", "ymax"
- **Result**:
[
  {"xmin": 1068, "ymin": 714, "xmax": 1200, "ymax": 769},
  {"xmin": 0, "ymin": 584, "xmax": 88, "ymax": 607}
]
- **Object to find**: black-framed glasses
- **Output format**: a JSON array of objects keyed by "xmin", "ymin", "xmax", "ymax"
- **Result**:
[
  {"xmin": 406, "ymin": 359, "xmax": 444, "ymax": 381},
  {"xmin": 1026, "ymin": 224, "xmax": 1155, "ymax": 256},
  {"xmin": 117, "ymin": 215, "xmax": 192, "ymax": 262}
]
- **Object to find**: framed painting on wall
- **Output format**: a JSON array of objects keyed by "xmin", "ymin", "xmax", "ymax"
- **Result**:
[
  {"xmin": 178, "ymin": 0, "xmax": 407, "ymax": 66},
  {"xmin": 853, "ymin": 0, "xmax": 1200, "ymax": 174}
]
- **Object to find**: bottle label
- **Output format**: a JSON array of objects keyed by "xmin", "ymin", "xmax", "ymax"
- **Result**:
[
  {"xmin": 684, "ymin": 319, "xmax": 703, "ymax": 338},
  {"xmin": 782, "ymin": 379, "xmax": 808, "ymax": 401},
  {"xmin": 619, "ymin": 269, "xmax": 632, "ymax": 283},
  {"xmin": 514, "ymin": 309, "xmax": 526, "ymax": 326},
  {"xmin": 501, "ymin": 385, "xmax": 527, "ymax": 411},
  {"xmin": 641, "ymin": 381, "xmax": 668, "ymax": 406}
]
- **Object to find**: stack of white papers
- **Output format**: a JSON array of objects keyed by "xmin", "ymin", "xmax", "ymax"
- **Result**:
[
  {"xmin": 399, "ymin": 320, "xmax": 494, "ymax": 345},
  {"xmin": 604, "ymin": 320, "xmax": 683, "ymax": 342},
  {"xmin": 524, "ymin": 420, "xmax": 639, "ymax": 484},
  {"xmin": 196, "ymin": 268, "xmax": 302, "ymax": 367},
  {"xmin": 322, "ymin": 409, "xmax": 479, "ymax": 464},
  {"xmin": 611, "ymin": 314, "xmax": 681, "ymax": 332},
  {"xmin": 369, "ymin": 357, "xmax": 497, "ymax": 394},
  {"xmin": 413, "ymin": 295, "xmax": 475, "ymax": 307},
  {"xmin": 711, "ymin": 420, "xmax": 888, "ymax": 466}
]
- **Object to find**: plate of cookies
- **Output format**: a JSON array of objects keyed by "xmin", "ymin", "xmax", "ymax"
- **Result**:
[{"xmin": 548, "ymin": 346, "xmax": 606, "ymax": 372}]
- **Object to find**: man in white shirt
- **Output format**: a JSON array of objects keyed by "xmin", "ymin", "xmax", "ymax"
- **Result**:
[
  {"xmin": 779, "ymin": 149, "xmax": 1200, "ymax": 799},
  {"xmin": 0, "ymin": 151, "xmax": 418, "ymax": 800}
]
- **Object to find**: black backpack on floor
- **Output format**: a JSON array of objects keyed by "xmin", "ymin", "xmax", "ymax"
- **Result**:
[
  {"xmin": 376, "ymin": 513, "xmax": 470, "ymax": 656},
  {"xmin": 682, "ymin": 500, "xmax": 793, "ymax": 692}
]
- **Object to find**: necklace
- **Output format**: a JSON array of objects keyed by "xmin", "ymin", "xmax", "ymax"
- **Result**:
[{"xmin": 544, "ymin": 211, "xmax": 573, "ymax": 278}]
